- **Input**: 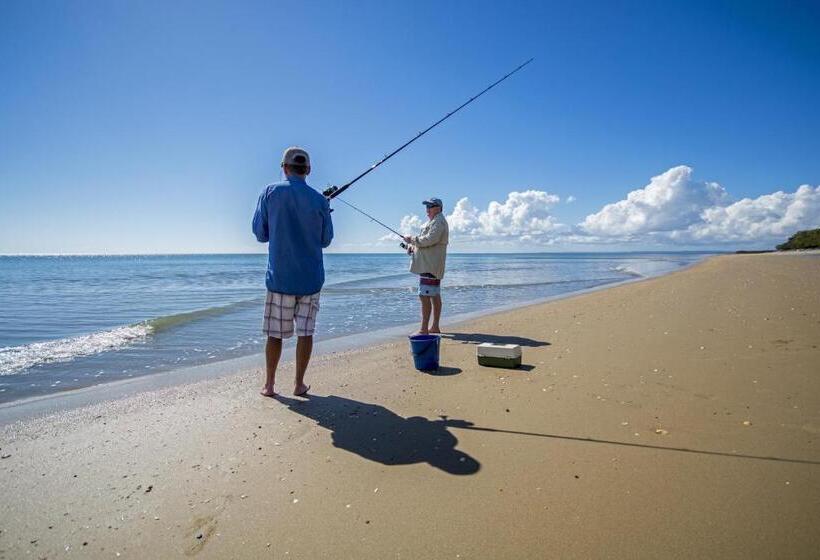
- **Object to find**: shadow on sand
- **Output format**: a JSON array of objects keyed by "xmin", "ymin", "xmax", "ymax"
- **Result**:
[
  {"xmin": 418, "ymin": 366, "xmax": 462, "ymax": 376},
  {"xmin": 447, "ymin": 421, "xmax": 820, "ymax": 466},
  {"xmin": 274, "ymin": 396, "xmax": 819, "ymax": 471},
  {"xmin": 441, "ymin": 332, "xmax": 550, "ymax": 347},
  {"xmin": 274, "ymin": 394, "xmax": 480, "ymax": 475}
]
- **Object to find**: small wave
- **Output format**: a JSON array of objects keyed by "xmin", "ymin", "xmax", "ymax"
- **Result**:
[
  {"xmin": 144, "ymin": 298, "xmax": 260, "ymax": 332},
  {"xmin": 611, "ymin": 265, "xmax": 644, "ymax": 278},
  {"xmin": 0, "ymin": 298, "xmax": 262, "ymax": 376},
  {"xmin": 0, "ymin": 324, "xmax": 152, "ymax": 376},
  {"xmin": 323, "ymin": 277, "xmax": 623, "ymax": 294},
  {"xmin": 459, "ymin": 277, "xmax": 623, "ymax": 289},
  {"xmin": 324, "ymin": 272, "xmax": 411, "ymax": 289},
  {"xmin": 611, "ymin": 258, "xmax": 695, "ymax": 278},
  {"xmin": 446, "ymin": 277, "xmax": 623, "ymax": 290}
]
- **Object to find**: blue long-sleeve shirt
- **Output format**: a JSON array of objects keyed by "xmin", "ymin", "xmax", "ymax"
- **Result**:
[{"xmin": 252, "ymin": 176, "xmax": 334, "ymax": 295}]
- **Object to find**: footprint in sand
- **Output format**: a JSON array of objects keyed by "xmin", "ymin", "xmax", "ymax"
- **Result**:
[
  {"xmin": 186, "ymin": 514, "xmax": 218, "ymax": 556},
  {"xmin": 185, "ymin": 496, "xmax": 231, "ymax": 556}
]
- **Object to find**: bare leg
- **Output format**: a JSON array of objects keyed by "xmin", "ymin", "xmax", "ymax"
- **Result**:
[
  {"xmin": 294, "ymin": 335, "xmax": 313, "ymax": 395},
  {"xmin": 430, "ymin": 294, "xmax": 442, "ymax": 333},
  {"xmin": 261, "ymin": 336, "xmax": 282, "ymax": 396},
  {"xmin": 418, "ymin": 295, "xmax": 432, "ymax": 334}
]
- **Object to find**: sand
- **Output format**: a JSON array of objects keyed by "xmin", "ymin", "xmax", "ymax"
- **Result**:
[{"xmin": 1, "ymin": 253, "xmax": 819, "ymax": 559}]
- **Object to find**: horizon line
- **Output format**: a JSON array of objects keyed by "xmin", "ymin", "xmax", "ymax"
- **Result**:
[{"xmin": 0, "ymin": 249, "xmax": 736, "ymax": 257}]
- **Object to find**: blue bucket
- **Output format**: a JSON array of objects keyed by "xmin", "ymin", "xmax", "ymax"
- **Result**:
[{"xmin": 409, "ymin": 334, "xmax": 440, "ymax": 371}]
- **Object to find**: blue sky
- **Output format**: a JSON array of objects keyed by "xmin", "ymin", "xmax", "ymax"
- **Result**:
[{"xmin": 1, "ymin": 0, "xmax": 818, "ymax": 253}]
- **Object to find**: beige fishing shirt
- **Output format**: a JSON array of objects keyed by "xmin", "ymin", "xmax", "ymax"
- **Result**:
[{"xmin": 409, "ymin": 212, "xmax": 449, "ymax": 279}]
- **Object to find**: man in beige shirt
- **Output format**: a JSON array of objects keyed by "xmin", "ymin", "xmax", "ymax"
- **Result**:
[{"xmin": 403, "ymin": 198, "xmax": 449, "ymax": 334}]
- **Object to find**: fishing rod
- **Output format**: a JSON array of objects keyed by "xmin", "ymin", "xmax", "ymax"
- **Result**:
[{"xmin": 322, "ymin": 57, "xmax": 534, "ymax": 201}]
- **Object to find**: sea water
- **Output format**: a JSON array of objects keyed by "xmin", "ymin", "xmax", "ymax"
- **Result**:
[{"xmin": 0, "ymin": 252, "xmax": 715, "ymax": 403}]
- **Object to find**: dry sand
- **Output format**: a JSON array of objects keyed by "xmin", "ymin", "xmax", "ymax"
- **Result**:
[{"xmin": 1, "ymin": 254, "xmax": 819, "ymax": 559}]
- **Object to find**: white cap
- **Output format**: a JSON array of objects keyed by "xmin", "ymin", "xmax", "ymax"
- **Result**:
[{"xmin": 281, "ymin": 146, "xmax": 310, "ymax": 167}]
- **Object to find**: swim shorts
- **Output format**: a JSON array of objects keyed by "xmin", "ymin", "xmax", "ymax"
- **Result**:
[
  {"xmin": 418, "ymin": 273, "xmax": 441, "ymax": 297},
  {"xmin": 263, "ymin": 291, "xmax": 321, "ymax": 339}
]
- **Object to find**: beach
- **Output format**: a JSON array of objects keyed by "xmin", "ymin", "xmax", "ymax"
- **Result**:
[{"xmin": 1, "ymin": 253, "xmax": 819, "ymax": 558}]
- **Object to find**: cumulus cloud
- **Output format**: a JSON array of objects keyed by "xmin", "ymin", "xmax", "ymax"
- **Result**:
[
  {"xmin": 458, "ymin": 190, "xmax": 562, "ymax": 236},
  {"xmin": 376, "ymin": 214, "xmax": 424, "ymax": 242},
  {"xmin": 388, "ymin": 166, "xmax": 819, "ymax": 248},
  {"xmin": 398, "ymin": 214, "xmax": 425, "ymax": 234},
  {"xmin": 565, "ymin": 195, "xmax": 576, "ymax": 203},
  {"xmin": 581, "ymin": 166, "xmax": 730, "ymax": 237},
  {"xmin": 446, "ymin": 197, "xmax": 482, "ymax": 234},
  {"xmin": 579, "ymin": 165, "xmax": 819, "ymax": 245},
  {"xmin": 679, "ymin": 184, "xmax": 820, "ymax": 243},
  {"xmin": 396, "ymin": 190, "xmax": 564, "ymax": 242}
]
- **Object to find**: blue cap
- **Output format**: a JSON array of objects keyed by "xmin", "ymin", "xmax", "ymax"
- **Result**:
[{"xmin": 422, "ymin": 198, "xmax": 443, "ymax": 208}]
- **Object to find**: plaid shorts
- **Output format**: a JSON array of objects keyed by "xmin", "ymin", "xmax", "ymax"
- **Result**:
[
  {"xmin": 263, "ymin": 291, "xmax": 321, "ymax": 339},
  {"xmin": 418, "ymin": 273, "xmax": 441, "ymax": 297}
]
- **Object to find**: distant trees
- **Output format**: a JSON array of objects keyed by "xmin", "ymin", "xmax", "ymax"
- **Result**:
[{"xmin": 776, "ymin": 228, "xmax": 820, "ymax": 250}]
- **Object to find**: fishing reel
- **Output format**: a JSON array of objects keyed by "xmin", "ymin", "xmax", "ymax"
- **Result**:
[{"xmin": 323, "ymin": 185, "xmax": 339, "ymax": 213}]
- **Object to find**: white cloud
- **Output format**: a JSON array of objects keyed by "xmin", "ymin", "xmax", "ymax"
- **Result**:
[
  {"xmin": 447, "ymin": 197, "xmax": 482, "ymax": 235},
  {"xmin": 579, "ymin": 165, "xmax": 820, "ymax": 245},
  {"xmin": 399, "ymin": 214, "xmax": 425, "ymax": 234},
  {"xmin": 396, "ymin": 190, "xmax": 564, "ymax": 242},
  {"xmin": 377, "ymin": 213, "xmax": 425, "ymax": 241},
  {"xmin": 581, "ymin": 166, "xmax": 730, "ymax": 237},
  {"xmin": 678, "ymin": 184, "xmax": 820, "ymax": 243},
  {"xmin": 478, "ymin": 190, "xmax": 562, "ymax": 236},
  {"xmin": 566, "ymin": 195, "xmax": 576, "ymax": 203},
  {"xmin": 386, "ymin": 166, "xmax": 820, "ymax": 249}
]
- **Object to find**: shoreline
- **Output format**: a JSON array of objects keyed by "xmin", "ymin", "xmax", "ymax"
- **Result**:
[{"xmin": 0, "ymin": 255, "xmax": 711, "ymax": 425}]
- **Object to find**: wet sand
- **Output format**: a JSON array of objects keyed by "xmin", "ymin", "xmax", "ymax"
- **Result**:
[{"xmin": 1, "ymin": 253, "xmax": 819, "ymax": 559}]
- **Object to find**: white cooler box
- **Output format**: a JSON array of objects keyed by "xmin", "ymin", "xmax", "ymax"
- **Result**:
[{"xmin": 476, "ymin": 343, "xmax": 522, "ymax": 368}]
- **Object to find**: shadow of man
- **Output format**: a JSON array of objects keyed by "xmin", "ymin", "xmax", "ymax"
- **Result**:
[{"xmin": 275, "ymin": 394, "xmax": 480, "ymax": 475}]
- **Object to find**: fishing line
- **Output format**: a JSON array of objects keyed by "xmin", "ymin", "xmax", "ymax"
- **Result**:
[
  {"xmin": 334, "ymin": 196, "xmax": 411, "ymax": 250},
  {"xmin": 335, "ymin": 197, "xmax": 404, "ymax": 239}
]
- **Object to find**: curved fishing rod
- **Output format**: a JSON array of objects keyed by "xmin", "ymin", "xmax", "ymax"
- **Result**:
[{"xmin": 322, "ymin": 57, "xmax": 534, "ymax": 201}]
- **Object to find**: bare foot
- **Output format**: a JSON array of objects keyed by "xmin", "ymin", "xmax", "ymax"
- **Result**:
[
  {"xmin": 294, "ymin": 383, "xmax": 310, "ymax": 397},
  {"xmin": 412, "ymin": 330, "xmax": 429, "ymax": 336},
  {"xmin": 260, "ymin": 386, "xmax": 276, "ymax": 397},
  {"xmin": 429, "ymin": 327, "xmax": 441, "ymax": 334}
]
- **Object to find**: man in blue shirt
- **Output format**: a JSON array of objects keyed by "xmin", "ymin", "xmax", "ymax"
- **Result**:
[{"xmin": 253, "ymin": 147, "xmax": 334, "ymax": 397}]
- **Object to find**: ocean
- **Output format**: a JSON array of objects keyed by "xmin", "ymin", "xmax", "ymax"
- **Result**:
[{"xmin": 0, "ymin": 252, "xmax": 715, "ymax": 404}]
